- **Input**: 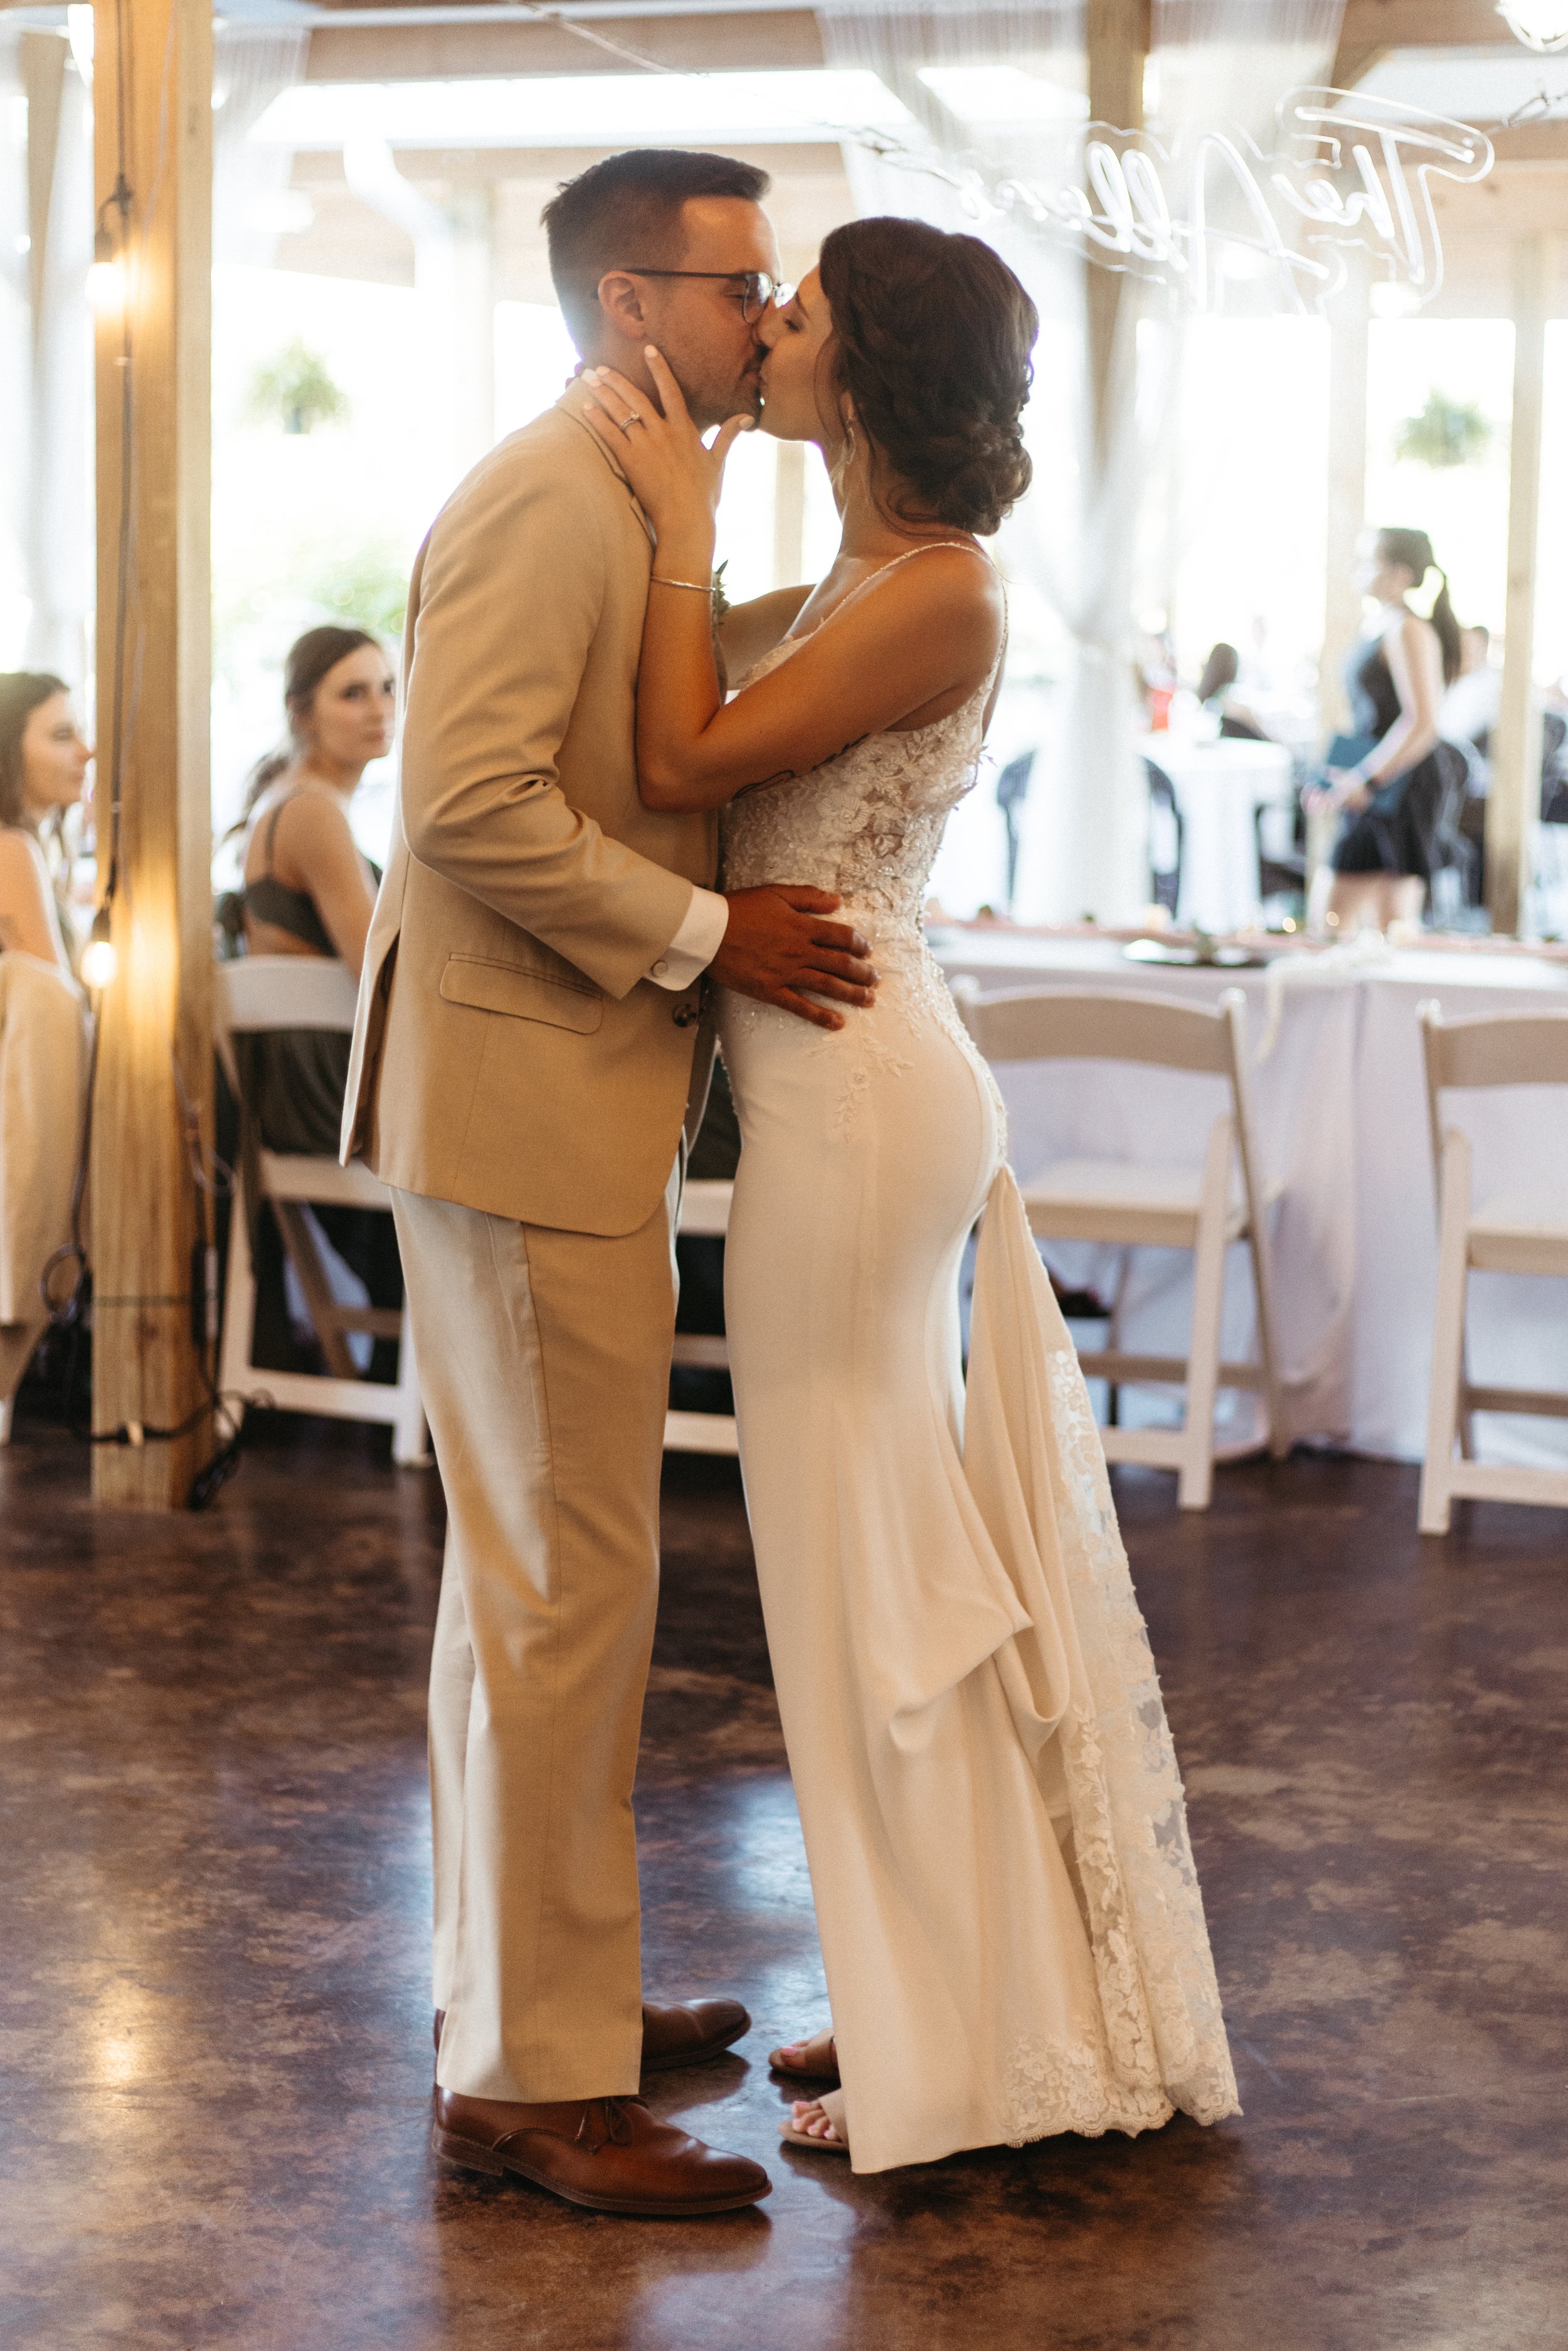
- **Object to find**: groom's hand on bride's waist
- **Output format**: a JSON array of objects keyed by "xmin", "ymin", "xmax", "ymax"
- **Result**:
[{"xmin": 711, "ymin": 887, "xmax": 877, "ymax": 1031}]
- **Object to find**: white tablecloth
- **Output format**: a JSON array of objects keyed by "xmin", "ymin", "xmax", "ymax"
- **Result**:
[
  {"xmin": 1138, "ymin": 734, "xmax": 1296, "ymax": 935},
  {"xmin": 933, "ymin": 928, "xmax": 1568, "ymax": 1469}
]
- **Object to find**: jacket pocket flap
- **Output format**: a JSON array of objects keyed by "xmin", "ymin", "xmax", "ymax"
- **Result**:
[{"xmin": 439, "ymin": 955, "xmax": 603, "ymax": 1033}]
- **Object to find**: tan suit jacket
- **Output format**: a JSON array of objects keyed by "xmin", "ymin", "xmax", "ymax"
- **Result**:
[{"xmin": 341, "ymin": 382, "xmax": 717, "ymax": 1235}]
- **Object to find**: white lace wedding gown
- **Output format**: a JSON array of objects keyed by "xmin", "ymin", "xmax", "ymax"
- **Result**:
[{"xmin": 716, "ymin": 549, "xmax": 1240, "ymax": 2175}]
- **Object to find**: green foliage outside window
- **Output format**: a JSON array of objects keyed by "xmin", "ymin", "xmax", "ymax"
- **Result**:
[
  {"xmin": 247, "ymin": 339, "xmax": 349, "ymax": 437},
  {"xmin": 1394, "ymin": 391, "xmax": 1493, "ymax": 470},
  {"xmin": 213, "ymin": 533, "xmax": 409, "ymax": 687}
]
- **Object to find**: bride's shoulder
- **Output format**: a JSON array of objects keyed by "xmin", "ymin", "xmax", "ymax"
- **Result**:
[{"xmin": 854, "ymin": 541, "xmax": 1005, "ymax": 649}]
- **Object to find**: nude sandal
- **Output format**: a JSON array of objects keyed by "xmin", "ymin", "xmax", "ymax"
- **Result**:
[
  {"xmin": 766, "ymin": 2027, "xmax": 840, "ymax": 2085},
  {"xmin": 780, "ymin": 2088, "xmax": 850, "ymax": 2158}
]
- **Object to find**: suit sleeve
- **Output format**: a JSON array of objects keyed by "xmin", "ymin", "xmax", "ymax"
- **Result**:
[{"xmin": 397, "ymin": 449, "xmax": 694, "ymax": 1000}]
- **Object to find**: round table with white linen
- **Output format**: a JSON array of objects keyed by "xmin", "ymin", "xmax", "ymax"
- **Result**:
[
  {"xmin": 1138, "ymin": 733, "xmax": 1296, "ymax": 935},
  {"xmin": 933, "ymin": 925, "xmax": 1568, "ymax": 1472}
]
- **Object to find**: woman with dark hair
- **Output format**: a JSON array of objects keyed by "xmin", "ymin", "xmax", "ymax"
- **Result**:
[
  {"xmin": 1195, "ymin": 640, "xmax": 1268, "ymax": 741},
  {"xmin": 230, "ymin": 625, "xmax": 395, "ymax": 1152},
  {"xmin": 1308, "ymin": 526, "xmax": 1463, "ymax": 934},
  {"xmin": 0, "ymin": 672, "xmax": 92, "ymax": 976},
  {"xmin": 583, "ymin": 217, "xmax": 1236, "ymax": 2173},
  {"xmin": 225, "ymin": 627, "xmax": 400, "ymax": 1374}
]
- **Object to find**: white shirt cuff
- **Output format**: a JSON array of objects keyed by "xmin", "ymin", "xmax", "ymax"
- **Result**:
[{"xmin": 645, "ymin": 885, "xmax": 728, "ymax": 990}]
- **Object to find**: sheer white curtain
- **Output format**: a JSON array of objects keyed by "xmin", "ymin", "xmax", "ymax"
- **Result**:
[
  {"xmin": 1, "ymin": 26, "xmax": 31, "ymax": 667},
  {"xmin": 8, "ymin": 32, "xmax": 93, "ymax": 684},
  {"xmin": 817, "ymin": 0, "xmax": 1345, "ymax": 921},
  {"xmin": 213, "ymin": 26, "xmax": 308, "ymax": 271}
]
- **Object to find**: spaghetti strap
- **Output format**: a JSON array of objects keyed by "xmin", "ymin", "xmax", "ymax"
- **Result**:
[
  {"xmin": 260, "ymin": 795, "xmax": 295, "ymax": 878},
  {"xmin": 786, "ymin": 540, "xmax": 995, "ymax": 651}
]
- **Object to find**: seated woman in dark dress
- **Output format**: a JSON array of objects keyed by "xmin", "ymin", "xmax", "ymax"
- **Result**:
[
  {"xmin": 237, "ymin": 625, "xmax": 393, "ymax": 1126},
  {"xmin": 1308, "ymin": 528, "xmax": 1461, "ymax": 935},
  {"xmin": 227, "ymin": 625, "xmax": 400, "ymax": 1372}
]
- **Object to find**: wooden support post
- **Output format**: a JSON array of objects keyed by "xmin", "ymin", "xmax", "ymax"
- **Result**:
[
  {"xmin": 1488, "ymin": 233, "xmax": 1555, "ymax": 940},
  {"xmin": 1086, "ymin": 0, "xmax": 1150, "ymax": 458},
  {"xmin": 90, "ymin": 0, "xmax": 214, "ymax": 1507}
]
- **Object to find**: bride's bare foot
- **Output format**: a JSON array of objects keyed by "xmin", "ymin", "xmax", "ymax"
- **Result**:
[
  {"xmin": 767, "ymin": 2027, "xmax": 839, "ymax": 2083},
  {"xmin": 781, "ymin": 2088, "xmax": 850, "ymax": 2157},
  {"xmin": 791, "ymin": 2098, "xmax": 840, "ymax": 2141}
]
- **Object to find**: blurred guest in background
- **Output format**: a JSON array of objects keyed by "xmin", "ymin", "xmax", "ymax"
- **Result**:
[
  {"xmin": 0, "ymin": 674, "xmax": 91, "ymax": 1438},
  {"xmin": 1308, "ymin": 528, "xmax": 1465, "ymax": 935},
  {"xmin": 1441, "ymin": 624, "xmax": 1501, "ymax": 765},
  {"xmin": 221, "ymin": 625, "xmax": 401, "ymax": 1376},
  {"xmin": 995, "ymin": 749, "xmax": 1034, "ymax": 913},
  {"xmin": 1439, "ymin": 624, "xmax": 1502, "ymax": 904},
  {"xmin": 1196, "ymin": 642, "xmax": 1269, "ymax": 741},
  {"xmin": 0, "ymin": 671, "xmax": 90, "ymax": 977}
]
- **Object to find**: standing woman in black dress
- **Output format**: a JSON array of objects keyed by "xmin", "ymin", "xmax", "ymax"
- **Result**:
[{"xmin": 1308, "ymin": 527, "xmax": 1462, "ymax": 935}]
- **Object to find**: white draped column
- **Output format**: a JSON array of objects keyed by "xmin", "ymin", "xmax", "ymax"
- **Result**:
[{"xmin": 11, "ymin": 31, "xmax": 94, "ymax": 682}]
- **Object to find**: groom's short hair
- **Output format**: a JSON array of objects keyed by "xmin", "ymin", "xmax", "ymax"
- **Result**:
[{"xmin": 543, "ymin": 148, "xmax": 771, "ymax": 353}]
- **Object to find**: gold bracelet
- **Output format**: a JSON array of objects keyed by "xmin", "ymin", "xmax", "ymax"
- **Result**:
[{"xmin": 650, "ymin": 575, "xmax": 714, "ymax": 595}]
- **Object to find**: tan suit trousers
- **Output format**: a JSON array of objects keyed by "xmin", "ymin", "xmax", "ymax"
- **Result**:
[{"xmin": 391, "ymin": 1165, "xmax": 679, "ymax": 2104}]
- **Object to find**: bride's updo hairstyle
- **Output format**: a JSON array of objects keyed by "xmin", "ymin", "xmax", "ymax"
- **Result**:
[{"xmin": 817, "ymin": 217, "xmax": 1037, "ymax": 536}]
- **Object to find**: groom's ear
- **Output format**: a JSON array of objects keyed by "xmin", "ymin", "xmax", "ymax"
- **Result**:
[{"xmin": 595, "ymin": 270, "xmax": 651, "ymax": 353}]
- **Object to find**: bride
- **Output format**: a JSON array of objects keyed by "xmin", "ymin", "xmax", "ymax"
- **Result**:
[{"xmin": 583, "ymin": 215, "xmax": 1239, "ymax": 2175}]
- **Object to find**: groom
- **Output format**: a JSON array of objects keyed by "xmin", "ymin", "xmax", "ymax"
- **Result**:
[{"xmin": 341, "ymin": 149, "xmax": 875, "ymax": 2215}]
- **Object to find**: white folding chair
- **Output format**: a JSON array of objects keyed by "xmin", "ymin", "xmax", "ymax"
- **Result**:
[
  {"xmin": 1417, "ymin": 1002, "xmax": 1568, "ymax": 1534},
  {"xmin": 664, "ymin": 1177, "xmax": 738, "ymax": 1456},
  {"xmin": 958, "ymin": 984, "xmax": 1286, "ymax": 1509},
  {"xmin": 215, "ymin": 957, "xmax": 431, "ymax": 1466}
]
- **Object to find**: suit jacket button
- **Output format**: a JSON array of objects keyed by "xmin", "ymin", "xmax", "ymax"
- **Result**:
[{"xmin": 672, "ymin": 1001, "xmax": 697, "ymax": 1027}]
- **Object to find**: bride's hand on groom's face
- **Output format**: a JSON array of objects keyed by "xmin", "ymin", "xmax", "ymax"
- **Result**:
[
  {"xmin": 711, "ymin": 887, "xmax": 878, "ymax": 1032},
  {"xmin": 581, "ymin": 349, "xmax": 753, "ymax": 541}
]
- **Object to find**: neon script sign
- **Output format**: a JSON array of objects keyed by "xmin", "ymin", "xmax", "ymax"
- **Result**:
[{"xmin": 872, "ymin": 89, "xmax": 1494, "ymax": 313}]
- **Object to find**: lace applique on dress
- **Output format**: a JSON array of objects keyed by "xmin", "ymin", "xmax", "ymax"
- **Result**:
[
  {"xmin": 1041, "ymin": 1345, "xmax": 1240, "ymax": 2128},
  {"xmin": 720, "ymin": 616, "xmax": 1005, "ymax": 1138},
  {"xmin": 1002, "ymin": 2029, "xmax": 1174, "ymax": 2146}
]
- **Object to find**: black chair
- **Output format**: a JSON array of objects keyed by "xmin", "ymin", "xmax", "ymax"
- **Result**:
[
  {"xmin": 1145, "ymin": 757, "xmax": 1183, "ymax": 916},
  {"xmin": 1427, "ymin": 740, "xmax": 1480, "ymax": 918},
  {"xmin": 1542, "ymin": 712, "xmax": 1568, "ymax": 825},
  {"xmin": 1254, "ymin": 793, "xmax": 1306, "ymax": 910}
]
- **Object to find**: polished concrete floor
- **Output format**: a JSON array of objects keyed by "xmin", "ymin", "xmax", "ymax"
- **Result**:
[{"xmin": 1, "ymin": 1414, "xmax": 1565, "ymax": 2350}]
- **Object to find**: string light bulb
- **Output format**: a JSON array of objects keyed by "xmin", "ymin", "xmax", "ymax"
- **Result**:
[
  {"xmin": 1496, "ymin": 2, "xmax": 1568, "ymax": 50},
  {"xmin": 82, "ymin": 905, "xmax": 118, "ymax": 991},
  {"xmin": 88, "ymin": 172, "xmax": 133, "ymax": 319},
  {"xmin": 87, "ymin": 221, "xmax": 125, "ymax": 317}
]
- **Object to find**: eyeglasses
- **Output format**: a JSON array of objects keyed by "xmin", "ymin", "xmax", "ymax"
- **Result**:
[{"xmin": 621, "ymin": 268, "xmax": 793, "ymax": 321}]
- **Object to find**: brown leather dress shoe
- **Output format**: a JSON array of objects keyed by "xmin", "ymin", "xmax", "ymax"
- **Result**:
[
  {"xmin": 640, "ymin": 1997, "xmax": 750, "ymax": 2072},
  {"xmin": 433, "ymin": 1997, "xmax": 751, "ymax": 2072},
  {"xmin": 432, "ymin": 2088, "xmax": 771, "ymax": 2216}
]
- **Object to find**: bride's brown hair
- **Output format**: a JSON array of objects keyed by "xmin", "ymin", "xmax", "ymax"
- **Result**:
[{"xmin": 816, "ymin": 218, "xmax": 1036, "ymax": 536}]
